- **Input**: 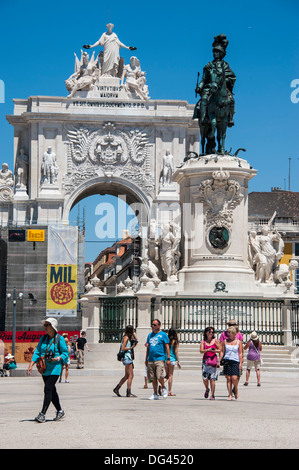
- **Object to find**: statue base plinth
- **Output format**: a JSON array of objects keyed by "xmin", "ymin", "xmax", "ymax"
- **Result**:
[
  {"xmin": 74, "ymin": 77, "xmax": 129, "ymax": 100},
  {"xmin": 14, "ymin": 187, "xmax": 29, "ymax": 200}
]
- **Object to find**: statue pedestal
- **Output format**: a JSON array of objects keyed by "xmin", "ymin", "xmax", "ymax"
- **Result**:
[
  {"xmin": 75, "ymin": 77, "xmax": 128, "ymax": 100},
  {"xmin": 173, "ymin": 154, "xmax": 262, "ymax": 297},
  {"xmin": 14, "ymin": 187, "xmax": 29, "ymax": 200}
]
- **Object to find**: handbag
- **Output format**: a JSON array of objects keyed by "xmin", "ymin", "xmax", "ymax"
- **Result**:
[
  {"xmin": 117, "ymin": 343, "xmax": 125, "ymax": 362},
  {"xmin": 206, "ymin": 354, "xmax": 218, "ymax": 367},
  {"xmin": 36, "ymin": 337, "xmax": 55, "ymax": 374}
]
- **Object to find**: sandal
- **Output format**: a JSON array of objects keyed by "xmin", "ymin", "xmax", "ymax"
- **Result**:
[
  {"xmin": 204, "ymin": 388, "xmax": 209, "ymax": 399},
  {"xmin": 168, "ymin": 392, "xmax": 176, "ymax": 396},
  {"xmin": 243, "ymin": 382, "xmax": 249, "ymax": 386}
]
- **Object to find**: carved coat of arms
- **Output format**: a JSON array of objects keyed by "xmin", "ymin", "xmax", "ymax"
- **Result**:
[{"xmin": 63, "ymin": 122, "xmax": 154, "ymax": 196}]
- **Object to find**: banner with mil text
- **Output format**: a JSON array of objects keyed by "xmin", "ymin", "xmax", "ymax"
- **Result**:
[{"xmin": 47, "ymin": 226, "xmax": 78, "ymax": 317}]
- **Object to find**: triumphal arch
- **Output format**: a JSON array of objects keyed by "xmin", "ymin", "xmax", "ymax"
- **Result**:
[{"xmin": 1, "ymin": 27, "xmax": 298, "ymax": 365}]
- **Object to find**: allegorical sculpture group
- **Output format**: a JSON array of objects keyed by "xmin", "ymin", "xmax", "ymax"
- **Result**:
[{"xmin": 65, "ymin": 23, "xmax": 150, "ymax": 101}]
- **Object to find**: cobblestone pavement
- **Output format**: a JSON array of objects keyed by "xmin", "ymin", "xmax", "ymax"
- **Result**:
[{"xmin": 1, "ymin": 372, "xmax": 299, "ymax": 450}]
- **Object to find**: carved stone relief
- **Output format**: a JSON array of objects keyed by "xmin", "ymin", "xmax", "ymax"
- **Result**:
[
  {"xmin": 0, "ymin": 163, "xmax": 14, "ymax": 201},
  {"xmin": 63, "ymin": 122, "xmax": 154, "ymax": 196},
  {"xmin": 198, "ymin": 169, "xmax": 243, "ymax": 251}
]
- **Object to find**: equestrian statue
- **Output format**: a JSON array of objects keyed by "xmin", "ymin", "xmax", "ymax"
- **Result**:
[{"xmin": 193, "ymin": 34, "xmax": 236, "ymax": 155}]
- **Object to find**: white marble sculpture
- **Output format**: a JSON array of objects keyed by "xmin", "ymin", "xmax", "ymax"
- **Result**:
[
  {"xmin": 0, "ymin": 163, "xmax": 14, "ymax": 201},
  {"xmin": 0, "ymin": 163, "xmax": 14, "ymax": 187},
  {"xmin": 83, "ymin": 23, "xmax": 136, "ymax": 77},
  {"xmin": 66, "ymin": 51, "xmax": 98, "ymax": 98},
  {"xmin": 273, "ymin": 259, "xmax": 298, "ymax": 284},
  {"xmin": 198, "ymin": 169, "xmax": 243, "ymax": 229},
  {"xmin": 41, "ymin": 147, "xmax": 59, "ymax": 185},
  {"xmin": 160, "ymin": 149, "xmax": 175, "ymax": 186},
  {"xmin": 121, "ymin": 56, "xmax": 149, "ymax": 100},
  {"xmin": 160, "ymin": 221, "xmax": 181, "ymax": 281},
  {"xmin": 248, "ymin": 219, "xmax": 285, "ymax": 284},
  {"xmin": 15, "ymin": 148, "xmax": 29, "ymax": 189}
]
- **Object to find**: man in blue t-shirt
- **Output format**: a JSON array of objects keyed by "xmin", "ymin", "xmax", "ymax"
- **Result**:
[{"xmin": 145, "ymin": 319, "xmax": 170, "ymax": 400}]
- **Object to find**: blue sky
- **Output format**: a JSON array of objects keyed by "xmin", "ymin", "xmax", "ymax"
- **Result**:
[{"xmin": 0, "ymin": 0, "xmax": 298, "ymax": 262}]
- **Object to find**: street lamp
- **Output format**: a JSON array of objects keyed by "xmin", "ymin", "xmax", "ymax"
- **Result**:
[{"xmin": 7, "ymin": 288, "xmax": 23, "ymax": 356}]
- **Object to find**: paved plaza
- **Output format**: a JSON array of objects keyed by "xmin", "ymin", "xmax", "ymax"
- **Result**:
[{"xmin": 1, "ymin": 370, "xmax": 299, "ymax": 450}]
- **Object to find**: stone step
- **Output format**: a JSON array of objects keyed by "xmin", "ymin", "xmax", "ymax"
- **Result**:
[{"xmin": 178, "ymin": 344, "xmax": 299, "ymax": 372}]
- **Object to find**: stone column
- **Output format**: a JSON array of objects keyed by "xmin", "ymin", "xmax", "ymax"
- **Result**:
[
  {"xmin": 282, "ymin": 298, "xmax": 293, "ymax": 347},
  {"xmin": 134, "ymin": 292, "xmax": 153, "ymax": 368},
  {"xmin": 80, "ymin": 276, "xmax": 108, "ymax": 369}
]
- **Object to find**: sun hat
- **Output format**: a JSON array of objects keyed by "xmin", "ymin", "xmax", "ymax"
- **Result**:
[
  {"xmin": 250, "ymin": 331, "xmax": 259, "ymax": 341},
  {"xmin": 5, "ymin": 353, "xmax": 14, "ymax": 360},
  {"xmin": 41, "ymin": 317, "xmax": 58, "ymax": 332}
]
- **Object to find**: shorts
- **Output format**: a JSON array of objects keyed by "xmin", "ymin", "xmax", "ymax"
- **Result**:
[
  {"xmin": 147, "ymin": 360, "xmax": 165, "ymax": 381},
  {"xmin": 247, "ymin": 359, "xmax": 261, "ymax": 371},
  {"xmin": 123, "ymin": 358, "xmax": 134, "ymax": 366}
]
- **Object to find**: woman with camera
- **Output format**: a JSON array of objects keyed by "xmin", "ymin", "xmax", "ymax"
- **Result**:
[
  {"xmin": 27, "ymin": 318, "xmax": 69, "ymax": 423},
  {"xmin": 113, "ymin": 325, "xmax": 138, "ymax": 398}
]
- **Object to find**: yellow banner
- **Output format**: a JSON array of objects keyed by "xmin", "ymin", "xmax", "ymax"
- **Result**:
[
  {"xmin": 27, "ymin": 229, "xmax": 45, "ymax": 242},
  {"xmin": 47, "ymin": 264, "xmax": 77, "ymax": 312}
]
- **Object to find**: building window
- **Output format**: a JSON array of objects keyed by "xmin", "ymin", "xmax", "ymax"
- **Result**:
[
  {"xmin": 295, "ymin": 243, "xmax": 299, "ymax": 257},
  {"xmin": 295, "ymin": 269, "xmax": 299, "ymax": 293}
]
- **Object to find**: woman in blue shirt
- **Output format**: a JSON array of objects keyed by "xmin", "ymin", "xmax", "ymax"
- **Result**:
[{"xmin": 27, "ymin": 317, "xmax": 69, "ymax": 423}]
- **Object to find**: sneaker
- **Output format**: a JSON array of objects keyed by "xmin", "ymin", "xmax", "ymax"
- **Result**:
[
  {"xmin": 35, "ymin": 412, "xmax": 46, "ymax": 423},
  {"xmin": 65, "ymin": 380, "xmax": 69, "ymax": 383},
  {"xmin": 148, "ymin": 393, "xmax": 159, "ymax": 400},
  {"xmin": 53, "ymin": 410, "xmax": 65, "ymax": 421},
  {"xmin": 162, "ymin": 387, "xmax": 168, "ymax": 398}
]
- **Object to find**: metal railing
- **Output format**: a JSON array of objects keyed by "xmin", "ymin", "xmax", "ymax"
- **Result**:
[
  {"xmin": 291, "ymin": 300, "xmax": 299, "ymax": 345},
  {"xmin": 97, "ymin": 296, "xmax": 299, "ymax": 346},
  {"xmin": 98, "ymin": 296, "xmax": 138, "ymax": 342},
  {"xmin": 154, "ymin": 298, "xmax": 285, "ymax": 345}
]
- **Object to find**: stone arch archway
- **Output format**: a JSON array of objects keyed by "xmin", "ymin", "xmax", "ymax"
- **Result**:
[{"xmin": 62, "ymin": 175, "xmax": 152, "ymax": 248}]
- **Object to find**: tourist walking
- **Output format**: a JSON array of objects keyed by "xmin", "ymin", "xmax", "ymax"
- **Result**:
[
  {"xmin": 219, "ymin": 319, "xmax": 243, "ymax": 392},
  {"xmin": 200, "ymin": 327, "xmax": 221, "ymax": 400},
  {"xmin": 244, "ymin": 331, "xmax": 262, "ymax": 387},
  {"xmin": 219, "ymin": 319, "xmax": 243, "ymax": 342},
  {"xmin": 27, "ymin": 318, "xmax": 69, "ymax": 423},
  {"xmin": 219, "ymin": 326, "xmax": 243, "ymax": 400},
  {"xmin": 59, "ymin": 334, "xmax": 71, "ymax": 383},
  {"xmin": 161, "ymin": 328, "xmax": 181, "ymax": 396},
  {"xmin": 76, "ymin": 331, "xmax": 90, "ymax": 369},
  {"xmin": 113, "ymin": 325, "xmax": 138, "ymax": 398},
  {"xmin": 145, "ymin": 319, "xmax": 170, "ymax": 400}
]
